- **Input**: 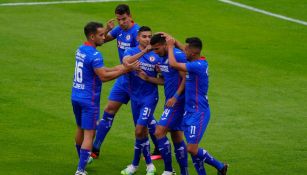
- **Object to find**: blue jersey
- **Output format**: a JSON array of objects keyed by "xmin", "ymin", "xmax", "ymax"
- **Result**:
[
  {"xmin": 71, "ymin": 42, "xmax": 104, "ymax": 105},
  {"xmin": 124, "ymin": 47, "xmax": 162, "ymax": 102},
  {"xmin": 185, "ymin": 57, "xmax": 209, "ymax": 112},
  {"xmin": 109, "ymin": 23, "xmax": 140, "ymax": 63},
  {"xmin": 159, "ymin": 48, "xmax": 187, "ymax": 101}
]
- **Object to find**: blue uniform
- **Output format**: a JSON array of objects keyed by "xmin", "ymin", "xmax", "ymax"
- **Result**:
[
  {"xmin": 124, "ymin": 47, "xmax": 162, "ymax": 126},
  {"xmin": 71, "ymin": 42, "xmax": 104, "ymax": 130},
  {"xmin": 108, "ymin": 24, "xmax": 140, "ymax": 104},
  {"xmin": 183, "ymin": 57, "xmax": 210, "ymax": 144},
  {"xmin": 158, "ymin": 48, "xmax": 186, "ymax": 130}
]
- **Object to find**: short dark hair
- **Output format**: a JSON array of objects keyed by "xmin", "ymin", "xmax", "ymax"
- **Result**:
[
  {"xmin": 138, "ymin": 26, "xmax": 151, "ymax": 34},
  {"xmin": 150, "ymin": 33, "xmax": 166, "ymax": 45},
  {"xmin": 185, "ymin": 37, "xmax": 202, "ymax": 50},
  {"xmin": 115, "ymin": 4, "xmax": 130, "ymax": 15},
  {"xmin": 84, "ymin": 22, "xmax": 103, "ymax": 39}
]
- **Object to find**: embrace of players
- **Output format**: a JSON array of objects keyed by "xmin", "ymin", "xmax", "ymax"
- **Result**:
[{"xmin": 71, "ymin": 4, "xmax": 228, "ymax": 175}]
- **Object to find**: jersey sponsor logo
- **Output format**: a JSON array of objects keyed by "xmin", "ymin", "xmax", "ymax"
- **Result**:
[
  {"xmin": 159, "ymin": 65, "xmax": 169, "ymax": 73},
  {"xmin": 118, "ymin": 41, "xmax": 131, "ymax": 50},
  {"xmin": 140, "ymin": 62, "xmax": 155, "ymax": 71}
]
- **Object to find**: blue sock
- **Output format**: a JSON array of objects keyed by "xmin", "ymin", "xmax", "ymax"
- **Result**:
[
  {"xmin": 142, "ymin": 137, "xmax": 152, "ymax": 165},
  {"xmin": 148, "ymin": 119, "xmax": 159, "ymax": 150},
  {"xmin": 93, "ymin": 111, "xmax": 114, "ymax": 150},
  {"xmin": 132, "ymin": 138, "xmax": 145, "ymax": 166},
  {"xmin": 157, "ymin": 137, "xmax": 173, "ymax": 172},
  {"xmin": 174, "ymin": 141, "xmax": 189, "ymax": 175},
  {"xmin": 75, "ymin": 144, "xmax": 81, "ymax": 158},
  {"xmin": 77, "ymin": 149, "xmax": 90, "ymax": 172},
  {"xmin": 191, "ymin": 155, "xmax": 206, "ymax": 175},
  {"xmin": 197, "ymin": 148, "xmax": 224, "ymax": 170}
]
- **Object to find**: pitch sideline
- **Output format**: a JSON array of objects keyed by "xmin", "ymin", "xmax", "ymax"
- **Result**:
[
  {"xmin": 218, "ymin": 0, "xmax": 307, "ymax": 26},
  {"xmin": 0, "ymin": 0, "xmax": 133, "ymax": 6}
]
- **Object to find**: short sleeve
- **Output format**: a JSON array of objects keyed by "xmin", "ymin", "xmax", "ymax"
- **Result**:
[
  {"xmin": 92, "ymin": 53, "xmax": 104, "ymax": 68},
  {"xmin": 174, "ymin": 49, "xmax": 187, "ymax": 63},
  {"xmin": 186, "ymin": 61, "xmax": 207, "ymax": 74},
  {"xmin": 109, "ymin": 26, "xmax": 120, "ymax": 38}
]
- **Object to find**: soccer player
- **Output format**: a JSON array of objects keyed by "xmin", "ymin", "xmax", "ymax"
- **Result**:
[
  {"xmin": 71, "ymin": 21, "xmax": 136, "ymax": 175},
  {"xmin": 147, "ymin": 33, "xmax": 189, "ymax": 175},
  {"xmin": 164, "ymin": 35, "xmax": 228, "ymax": 175},
  {"xmin": 92, "ymin": 4, "xmax": 160, "ymax": 159},
  {"xmin": 120, "ymin": 26, "xmax": 161, "ymax": 175}
]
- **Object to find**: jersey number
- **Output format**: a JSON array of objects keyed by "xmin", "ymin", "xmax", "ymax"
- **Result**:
[{"xmin": 74, "ymin": 61, "xmax": 83, "ymax": 83}]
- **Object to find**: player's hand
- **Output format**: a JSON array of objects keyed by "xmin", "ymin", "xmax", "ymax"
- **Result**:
[
  {"xmin": 123, "ymin": 61, "xmax": 140, "ymax": 72},
  {"xmin": 142, "ymin": 45, "xmax": 152, "ymax": 53},
  {"xmin": 155, "ymin": 64, "xmax": 161, "ymax": 73},
  {"xmin": 106, "ymin": 19, "xmax": 115, "ymax": 31},
  {"xmin": 166, "ymin": 97, "xmax": 177, "ymax": 107},
  {"xmin": 165, "ymin": 35, "xmax": 175, "ymax": 48},
  {"xmin": 137, "ymin": 70, "xmax": 149, "ymax": 80}
]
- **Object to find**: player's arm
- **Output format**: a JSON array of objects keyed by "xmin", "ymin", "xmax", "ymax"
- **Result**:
[
  {"xmin": 103, "ymin": 19, "xmax": 116, "ymax": 43},
  {"xmin": 165, "ymin": 71, "xmax": 186, "ymax": 107},
  {"xmin": 167, "ymin": 38, "xmax": 188, "ymax": 72},
  {"xmin": 122, "ymin": 45, "xmax": 151, "ymax": 66},
  {"xmin": 137, "ymin": 70, "xmax": 164, "ymax": 85},
  {"xmin": 94, "ymin": 62, "xmax": 138, "ymax": 82}
]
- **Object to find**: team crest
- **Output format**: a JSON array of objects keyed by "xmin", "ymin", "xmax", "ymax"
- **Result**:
[
  {"xmin": 149, "ymin": 56, "xmax": 155, "ymax": 62},
  {"xmin": 126, "ymin": 34, "xmax": 131, "ymax": 40}
]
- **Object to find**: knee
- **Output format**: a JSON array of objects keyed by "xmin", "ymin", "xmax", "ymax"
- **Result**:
[
  {"xmin": 104, "ymin": 101, "xmax": 121, "ymax": 114},
  {"xmin": 135, "ymin": 126, "xmax": 147, "ymax": 139},
  {"xmin": 187, "ymin": 145, "xmax": 198, "ymax": 156},
  {"xmin": 154, "ymin": 126, "xmax": 166, "ymax": 139}
]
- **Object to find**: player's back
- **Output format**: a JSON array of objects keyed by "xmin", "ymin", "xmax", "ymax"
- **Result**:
[
  {"xmin": 185, "ymin": 58, "xmax": 209, "ymax": 112},
  {"xmin": 71, "ymin": 43, "xmax": 104, "ymax": 105},
  {"xmin": 159, "ymin": 48, "xmax": 186, "ymax": 101}
]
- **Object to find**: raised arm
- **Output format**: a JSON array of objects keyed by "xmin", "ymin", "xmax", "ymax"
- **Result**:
[
  {"xmin": 122, "ymin": 45, "xmax": 151, "ymax": 65},
  {"xmin": 103, "ymin": 19, "xmax": 116, "ymax": 43},
  {"xmin": 167, "ymin": 37, "xmax": 188, "ymax": 72}
]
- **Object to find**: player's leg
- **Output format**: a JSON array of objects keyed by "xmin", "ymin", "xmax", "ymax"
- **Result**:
[
  {"xmin": 171, "ymin": 131, "xmax": 188, "ymax": 175},
  {"xmin": 134, "ymin": 104, "xmax": 156, "ymax": 175},
  {"xmin": 92, "ymin": 100, "xmax": 122, "ymax": 157},
  {"xmin": 72, "ymin": 100, "xmax": 83, "ymax": 157},
  {"xmin": 147, "ymin": 117, "xmax": 161, "ymax": 159},
  {"xmin": 185, "ymin": 110, "xmax": 227, "ymax": 175},
  {"xmin": 92, "ymin": 81, "xmax": 130, "ymax": 158},
  {"xmin": 75, "ymin": 102, "xmax": 99, "ymax": 174},
  {"xmin": 155, "ymin": 107, "xmax": 175, "ymax": 173}
]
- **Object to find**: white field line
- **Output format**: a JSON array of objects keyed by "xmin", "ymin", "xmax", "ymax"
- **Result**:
[
  {"xmin": 218, "ymin": 0, "xmax": 307, "ymax": 26},
  {"xmin": 0, "ymin": 0, "xmax": 132, "ymax": 6}
]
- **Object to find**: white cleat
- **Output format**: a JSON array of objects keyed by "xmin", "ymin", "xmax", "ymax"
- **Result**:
[
  {"xmin": 161, "ymin": 171, "xmax": 173, "ymax": 175},
  {"xmin": 146, "ymin": 163, "xmax": 156, "ymax": 175},
  {"xmin": 75, "ymin": 170, "xmax": 88, "ymax": 175},
  {"xmin": 121, "ymin": 164, "xmax": 138, "ymax": 175}
]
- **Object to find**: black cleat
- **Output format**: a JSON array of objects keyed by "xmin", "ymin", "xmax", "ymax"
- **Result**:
[
  {"xmin": 91, "ymin": 147, "xmax": 100, "ymax": 159},
  {"xmin": 218, "ymin": 163, "xmax": 228, "ymax": 175}
]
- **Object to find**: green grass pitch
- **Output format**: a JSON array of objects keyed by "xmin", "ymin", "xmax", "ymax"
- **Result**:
[{"xmin": 0, "ymin": 0, "xmax": 306, "ymax": 174}]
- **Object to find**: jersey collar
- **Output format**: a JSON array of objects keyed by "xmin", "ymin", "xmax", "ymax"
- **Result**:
[{"xmin": 84, "ymin": 41, "xmax": 95, "ymax": 47}]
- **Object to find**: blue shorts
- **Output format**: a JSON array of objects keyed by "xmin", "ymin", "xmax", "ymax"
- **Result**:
[
  {"xmin": 158, "ymin": 102, "xmax": 184, "ymax": 131},
  {"xmin": 108, "ymin": 76, "xmax": 130, "ymax": 104},
  {"xmin": 183, "ymin": 109, "xmax": 210, "ymax": 144},
  {"xmin": 72, "ymin": 100, "xmax": 100, "ymax": 130},
  {"xmin": 131, "ymin": 98, "xmax": 158, "ymax": 127}
]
